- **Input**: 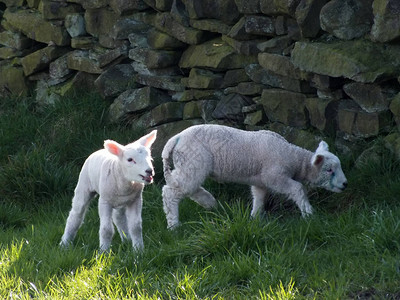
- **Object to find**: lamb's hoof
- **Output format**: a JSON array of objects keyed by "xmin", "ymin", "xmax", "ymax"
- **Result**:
[
  {"xmin": 59, "ymin": 240, "xmax": 72, "ymax": 249},
  {"xmin": 167, "ymin": 222, "xmax": 181, "ymax": 230}
]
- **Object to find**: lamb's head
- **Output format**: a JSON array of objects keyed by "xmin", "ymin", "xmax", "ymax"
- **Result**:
[
  {"xmin": 310, "ymin": 141, "xmax": 347, "ymax": 193},
  {"xmin": 104, "ymin": 130, "xmax": 157, "ymax": 184}
]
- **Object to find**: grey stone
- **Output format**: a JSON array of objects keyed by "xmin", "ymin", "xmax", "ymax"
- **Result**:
[
  {"xmin": 343, "ymin": 82, "xmax": 396, "ymax": 113},
  {"xmin": 49, "ymin": 54, "xmax": 74, "ymax": 79},
  {"xmin": 39, "ymin": 1, "xmax": 83, "ymax": 20},
  {"xmin": 256, "ymin": 89, "xmax": 309, "ymax": 128},
  {"xmin": 135, "ymin": 74, "xmax": 185, "ymax": 91},
  {"xmin": 129, "ymin": 48, "xmax": 181, "ymax": 69},
  {"xmin": 260, "ymin": 0, "xmax": 301, "ymax": 17},
  {"xmin": 65, "ymin": 13, "xmax": 86, "ymax": 38},
  {"xmin": 0, "ymin": 31, "xmax": 32, "ymax": 50},
  {"xmin": 182, "ymin": 68, "xmax": 224, "ymax": 89},
  {"xmin": 320, "ymin": 0, "xmax": 373, "ymax": 40},
  {"xmin": 212, "ymin": 93, "xmax": 253, "ymax": 121},
  {"xmin": 109, "ymin": 86, "xmax": 171, "ymax": 122},
  {"xmin": 371, "ymin": 0, "xmax": 400, "ymax": 42},
  {"xmin": 295, "ymin": 0, "xmax": 328, "ymax": 38},
  {"xmin": 245, "ymin": 63, "xmax": 315, "ymax": 93},
  {"xmin": 185, "ymin": 0, "xmax": 240, "ymax": 25},
  {"xmin": 291, "ymin": 40, "xmax": 400, "ymax": 83},
  {"xmin": 21, "ymin": 46, "xmax": 69, "ymax": 76},
  {"xmin": 94, "ymin": 64, "xmax": 140, "ymax": 99}
]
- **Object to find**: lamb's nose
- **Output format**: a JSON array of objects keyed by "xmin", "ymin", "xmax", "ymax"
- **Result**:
[
  {"xmin": 146, "ymin": 168, "xmax": 154, "ymax": 176},
  {"xmin": 342, "ymin": 181, "xmax": 348, "ymax": 189}
]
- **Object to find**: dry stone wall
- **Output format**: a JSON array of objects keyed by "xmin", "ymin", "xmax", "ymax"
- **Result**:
[{"xmin": 2, "ymin": 0, "xmax": 400, "ymax": 154}]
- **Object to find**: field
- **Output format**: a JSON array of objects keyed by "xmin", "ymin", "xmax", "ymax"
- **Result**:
[{"xmin": 1, "ymin": 93, "xmax": 400, "ymax": 299}]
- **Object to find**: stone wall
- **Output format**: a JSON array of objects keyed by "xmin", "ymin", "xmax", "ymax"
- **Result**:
[{"xmin": 1, "ymin": 0, "xmax": 400, "ymax": 154}]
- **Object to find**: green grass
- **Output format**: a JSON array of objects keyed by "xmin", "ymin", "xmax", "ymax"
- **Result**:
[{"xmin": 1, "ymin": 93, "xmax": 400, "ymax": 299}]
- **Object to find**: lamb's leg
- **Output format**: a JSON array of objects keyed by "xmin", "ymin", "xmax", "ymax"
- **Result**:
[
  {"xmin": 270, "ymin": 178, "xmax": 313, "ymax": 217},
  {"xmin": 250, "ymin": 186, "xmax": 267, "ymax": 217},
  {"xmin": 98, "ymin": 199, "xmax": 115, "ymax": 252},
  {"xmin": 112, "ymin": 208, "xmax": 130, "ymax": 242},
  {"xmin": 189, "ymin": 187, "xmax": 217, "ymax": 209},
  {"xmin": 60, "ymin": 188, "xmax": 94, "ymax": 247},
  {"xmin": 162, "ymin": 185, "xmax": 184, "ymax": 229},
  {"xmin": 125, "ymin": 197, "xmax": 144, "ymax": 251}
]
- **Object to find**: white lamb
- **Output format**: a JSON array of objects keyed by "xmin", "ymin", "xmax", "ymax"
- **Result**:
[
  {"xmin": 162, "ymin": 124, "xmax": 347, "ymax": 228},
  {"xmin": 60, "ymin": 130, "xmax": 157, "ymax": 252}
]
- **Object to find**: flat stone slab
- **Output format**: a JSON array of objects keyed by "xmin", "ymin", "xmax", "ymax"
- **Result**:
[{"xmin": 291, "ymin": 39, "xmax": 400, "ymax": 83}]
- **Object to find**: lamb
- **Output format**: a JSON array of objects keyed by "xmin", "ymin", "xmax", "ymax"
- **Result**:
[
  {"xmin": 60, "ymin": 130, "xmax": 157, "ymax": 252},
  {"xmin": 161, "ymin": 124, "xmax": 347, "ymax": 228}
]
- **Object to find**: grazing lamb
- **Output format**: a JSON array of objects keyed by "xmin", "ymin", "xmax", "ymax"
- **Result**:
[
  {"xmin": 60, "ymin": 130, "xmax": 157, "ymax": 252},
  {"xmin": 162, "ymin": 124, "xmax": 347, "ymax": 228}
]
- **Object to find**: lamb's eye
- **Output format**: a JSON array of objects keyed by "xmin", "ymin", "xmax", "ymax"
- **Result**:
[
  {"xmin": 327, "ymin": 168, "xmax": 333, "ymax": 173},
  {"xmin": 127, "ymin": 158, "xmax": 136, "ymax": 163}
]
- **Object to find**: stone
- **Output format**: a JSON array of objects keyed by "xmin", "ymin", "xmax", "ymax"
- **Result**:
[
  {"xmin": 222, "ymin": 35, "xmax": 263, "ymax": 56},
  {"xmin": 320, "ymin": 0, "xmax": 373, "ymax": 40},
  {"xmin": 256, "ymin": 89, "xmax": 309, "ymax": 128},
  {"xmin": 189, "ymin": 19, "xmax": 232, "ymax": 35},
  {"xmin": 39, "ymin": 1, "xmax": 83, "ymax": 20},
  {"xmin": 68, "ymin": 0, "xmax": 108, "ymax": 9},
  {"xmin": 4, "ymin": 8, "xmax": 70, "ymax": 46},
  {"xmin": 0, "ymin": 61, "xmax": 30, "ymax": 97},
  {"xmin": 291, "ymin": 40, "xmax": 400, "ymax": 83},
  {"xmin": 131, "ymin": 61, "xmax": 182, "ymax": 76},
  {"xmin": 94, "ymin": 64, "xmax": 140, "ymax": 99},
  {"xmin": 228, "ymin": 16, "xmax": 275, "ymax": 40},
  {"xmin": 67, "ymin": 50, "xmax": 124, "ymax": 74},
  {"xmin": 268, "ymin": 122, "xmax": 321, "ymax": 151},
  {"xmin": 128, "ymin": 32, "xmax": 149, "ymax": 48},
  {"xmin": 27, "ymin": 0, "xmax": 41, "ymax": 8},
  {"xmin": 183, "ymin": 100, "xmax": 218, "ymax": 121},
  {"xmin": 1, "ymin": 0, "xmax": 24, "ymax": 7},
  {"xmin": 295, "ymin": 0, "xmax": 328, "ymax": 38},
  {"xmin": 212, "ymin": 93, "xmax": 253, "ymax": 122},
  {"xmin": 305, "ymin": 97, "xmax": 339, "ymax": 133},
  {"xmin": 257, "ymin": 35, "xmax": 294, "ymax": 54},
  {"xmin": 258, "ymin": 52, "xmax": 311, "ymax": 80},
  {"xmin": 21, "ymin": 46, "xmax": 69, "ymax": 76},
  {"xmin": 179, "ymin": 38, "xmax": 258, "ymax": 70},
  {"xmin": 182, "ymin": 68, "xmax": 224, "ymax": 89},
  {"xmin": 109, "ymin": 17, "xmax": 150, "ymax": 40},
  {"xmin": 234, "ymin": 0, "xmax": 261, "ymax": 13},
  {"xmin": 65, "ymin": 13, "xmax": 86, "ymax": 37},
  {"xmin": 129, "ymin": 48, "xmax": 181, "ymax": 69},
  {"xmin": 110, "ymin": 0, "xmax": 149, "ymax": 14},
  {"xmin": 35, "ymin": 72, "xmax": 97, "ymax": 106},
  {"xmin": 371, "ymin": 0, "xmax": 400, "ymax": 43},
  {"xmin": 0, "ymin": 31, "xmax": 32, "ymax": 50},
  {"xmin": 389, "ymin": 93, "xmax": 400, "ymax": 130},
  {"xmin": 173, "ymin": 89, "xmax": 223, "ymax": 102},
  {"xmin": 140, "ymin": 101, "xmax": 184, "ymax": 127},
  {"xmin": 84, "ymin": 7, "xmax": 119, "ymax": 38},
  {"xmin": 244, "ymin": 110, "xmax": 265, "ymax": 126},
  {"xmin": 224, "ymin": 82, "xmax": 266, "ymax": 95},
  {"xmin": 139, "ymin": 12, "xmax": 204, "ymax": 45},
  {"xmin": 185, "ymin": 0, "xmax": 240, "ymax": 25},
  {"xmin": 109, "ymin": 86, "xmax": 171, "ymax": 122},
  {"xmin": 71, "ymin": 36, "xmax": 96, "ymax": 49},
  {"xmin": 49, "ymin": 54, "xmax": 74, "ymax": 79},
  {"xmin": 0, "ymin": 47, "xmax": 27, "ymax": 59},
  {"xmin": 135, "ymin": 74, "xmax": 185, "ymax": 91},
  {"xmin": 384, "ymin": 132, "xmax": 400, "ymax": 160},
  {"xmin": 142, "ymin": 0, "xmax": 173, "ymax": 11},
  {"xmin": 147, "ymin": 29, "xmax": 186, "ymax": 50},
  {"xmin": 223, "ymin": 69, "xmax": 250, "ymax": 87},
  {"xmin": 170, "ymin": 0, "xmax": 190, "ymax": 26},
  {"xmin": 343, "ymin": 82, "xmax": 396, "ymax": 113},
  {"xmin": 89, "ymin": 45, "xmax": 128, "ymax": 68},
  {"xmin": 260, "ymin": 0, "xmax": 301, "ymax": 17},
  {"xmin": 245, "ymin": 63, "xmax": 315, "ymax": 93},
  {"xmin": 337, "ymin": 105, "xmax": 392, "ymax": 139}
]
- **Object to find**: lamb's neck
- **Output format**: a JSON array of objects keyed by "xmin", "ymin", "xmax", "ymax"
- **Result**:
[{"xmin": 294, "ymin": 149, "xmax": 315, "ymax": 183}]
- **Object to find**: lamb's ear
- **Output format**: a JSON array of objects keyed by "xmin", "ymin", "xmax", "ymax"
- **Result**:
[
  {"xmin": 311, "ymin": 154, "xmax": 324, "ymax": 167},
  {"xmin": 137, "ymin": 130, "xmax": 157, "ymax": 148},
  {"xmin": 104, "ymin": 140, "xmax": 124, "ymax": 157},
  {"xmin": 316, "ymin": 141, "xmax": 329, "ymax": 153}
]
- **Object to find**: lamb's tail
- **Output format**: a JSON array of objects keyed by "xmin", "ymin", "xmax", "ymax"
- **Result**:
[{"xmin": 162, "ymin": 136, "xmax": 180, "ymax": 186}]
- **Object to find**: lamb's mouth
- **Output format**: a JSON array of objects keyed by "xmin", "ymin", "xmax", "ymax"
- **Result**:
[{"xmin": 140, "ymin": 174, "xmax": 153, "ymax": 183}]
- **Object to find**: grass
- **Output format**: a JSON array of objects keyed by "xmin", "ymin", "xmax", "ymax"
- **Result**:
[{"xmin": 1, "ymin": 93, "xmax": 400, "ymax": 299}]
